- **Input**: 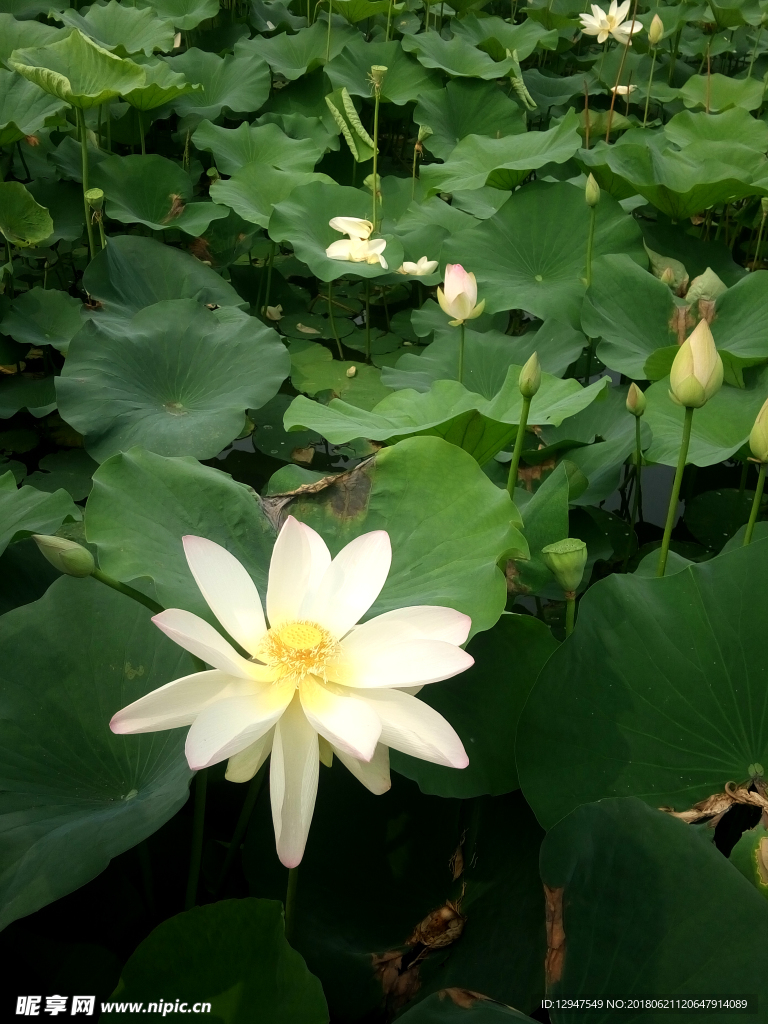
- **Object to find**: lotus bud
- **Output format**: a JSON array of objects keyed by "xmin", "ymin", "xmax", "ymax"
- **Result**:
[
  {"xmin": 749, "ymin": 397, "xmax": 768, "ymax": 463},
  {"xmin": 32, "ymin": 534, "xmax": 95, "ymax": 578},
  {"xmin": 649, "ymin": 13, "xmax": 664, "ymax": 46},
  {"xmin": 84, "ymin": 188, "xmax": 104, "ymax": 211},
  {"xmin": 370, "ymin": 65, "xmax": 387, "ymax": 92},
  {"xmin": 585, "ymin": 173, "xmax": 600, "ymax": 207},
  {"xmin": 626, "ymin": 382, "xmax": 646, "ymax": 417},
  {"xmin": 669, "ymin": 320, "xmax": 723, "ymax": 408},
  {"xmin": 518, "ymin": 352, "xmax": 541, "ymax": 399},
  {"xmin": 541, "ymin": 538, "xmax": 588, "ymax": 595}
]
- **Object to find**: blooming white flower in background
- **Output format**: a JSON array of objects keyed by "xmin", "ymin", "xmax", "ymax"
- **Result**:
[
  {"xmin": 579, "ymin": 1, "xmax": 642, "ymax": 44},
  {"xmin": 326, "ymin": 216, "xmax": 388, "ymax": 268},
  {"xmin": 610, "ymin": 84, "xmax": 637, "ymax": 95},
  {"xmin": 397, "ymin": 257, "xmax": 439, "ymax": 276},
  {"xmin": 437, "ymin": 263, "xmax": 485, "ymax": 326},
  {"xmin": 111, "ymin": 518, "xmax": 472, "ymax": 867}
]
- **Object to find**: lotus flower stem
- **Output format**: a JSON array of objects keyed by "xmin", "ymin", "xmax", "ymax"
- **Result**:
[
  {"xmin": 643, "ymin": 48, "xmax": 658, "ymax": 126},
  {"xmin": 325, "ymin": 1, "xmax": 333, "ymax": 62},
  {"xmin": 75, "ymin": 107, "xmax": 96, "ymax": 261},
  {"xmin": 5, "ymin": 241, "xmax": 13, "ymax": 299},
  {"xmin": 365, "ymin": 282, "xmax": 372, "ymax": 362},
  {"xmin": 622, "ymin": 417, "xmax": 644, "ymax": 571},
  {"xmin": 15, "ymin": 142, "xmax": 30, "ymax": 181},
  {"xmin": 565, "ymin": 593, "xmax": 576, "ymax": 637},
  {"xmin": 656, "ymin": 405, "xmax": 694, "ymax": 576},
  {"xmin": 264, "ymin": 241, "xmax": 275, "ymax": 314},
  {"xmin": 386, "ymin": 0, "xmax": 394, "ymax": 41},
  {"xmin": 138, "ymin": 114, "xmax": 146, "ymax": 156},
  {"xmin": 506, "ymin": 395, "xmax": 532, "ymax": 497},
  {"xmin": 106, "ymin": 104, "xmax": 111, "ymax": 153},
  {"xmin": 285, "ymin": 866, "xmax": 299, "ymax": 942},
  {"xmin": 184, "ymin": 768, "xmax": 208, "ymax": 910},
  {"xmin": 458, "ymin": 322, "xmax": 465, "ymax": 384},
  {"xmin": 748, "ymin": 26, "xmax": 763, "ymax": 77},
  {"xmin": 585, "ymin": 203, "xmax": 597, "ymax": 288},
  {"xmin": 92, "ymin": 568, "xmax": 164, "ymax": 615},
  {"xmin": 668, "ymin": 27, "xmax": 682, "ymax": 84},
  {"xmin": 213, "ymin": 766, "xmax": 267, "ymax": 896},
  {"xmin": 753, "ymin": 205, "xmax": 768, "ymax": 270},
  {"xmin": 605, "ymin": 0, "xmax": 639, "ymax": 141},
  {"xmin": 744, "ymin": 464, "xmax": 766, "ymax": 545},
  {"xmin": 327, "ymin": 279, "xmax": 344, "ymax": 359},
  {"xmin": 372, "ymin": 91, "xmax": 382, "ymax": 229}
]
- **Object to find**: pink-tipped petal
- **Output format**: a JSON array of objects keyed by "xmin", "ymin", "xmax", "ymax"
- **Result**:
[
  {"xmin": 340, "ymin": 638, "xmax": 474, "ymax": 689},
  {"xmin": 307, "ymin": 530, "xmax": 392, "ymax": 639},
  {"xmin": 152, "ymin": 608, "xmax": 269, "ymax": 679},
  {"xmin": 110, "ymin": 669, "xmax": 252, "ymax": 735},
  {"xmin": 299, "ymin": 676, "xmax": 381, "ymax": 761},
  {"xmin": 270, "ymin": 695, "xmax": 320, "ymax": 868},
  {"xmin": 443, "ymin": 264, "xmax": 468, "ymax": 306},
  {"xmin": 185, "ymin": 681, "xmax": 293, "ymax": 769},
  {"xmin": 334, "ymin": 742, "xmax": 391, "ymax": 795},
  {"xmin": 362, "ymin": 688, "xmax": 468, "ymax": 768}
]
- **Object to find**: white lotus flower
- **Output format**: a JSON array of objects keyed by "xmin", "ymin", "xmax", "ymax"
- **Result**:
[
  {"xmin": 579, "ymin": 1, "xmax": 642, "ymax": 44},
  {"xmin": 328, "ymin": 216, "xmax": 373, "ymax": 240},
  {"xmin": 437, "ymin": 263, "xmax": 485, "ymax": 326},
  {"xmin": 325, "ymin": 236, "xmax": 388, "ymax": 269},
  {"xmin": 110, "ymin": 518, "xmax": 472, "ymax": 867},
  {"xmin": 610, "ymin": 84, "xmax": 637, "ymax": 95},
  {"xmin": 397, "ymin": 257, "xmax": 439, "ymax": 276}
]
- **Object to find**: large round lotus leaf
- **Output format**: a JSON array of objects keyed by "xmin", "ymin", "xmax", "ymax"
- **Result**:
[
  {"xmin": 102, "ymin": 900, "xmax": 328, "ymax": 1024},
  {"xmin": 401, "ymin": 31, "xmax": 516, "ymax": 79},
  {"xmin": 122, "ymin": 57, "xmax": 199, "ymax": 110},
  {"xmin": 414, "ymin": 78, "xmax": 525, "ymax": 161},
  {"xmin": 269, "ymin": 180, "xmax": 404, "ymax": 282},
  {"xmin": 679, "ymin": 72, "xmax": 765, "ymax": 111},
  {"xmin": 82, "ymin": 234, "xmax": 245, "ymax": 320},
  {"xmin": 283, "ymin": 370, "xmax": 608, "ymax": 466},
  {"xmin": 57, "ymin": 300, "xmax": 290, "ymax": 462},
  {"xmin": 522, "ymin": 68, "xmax": 599, "ymax": 109},
  {"xmin": 517, "ymin": 541, "xmax": 768, "ymax": 829},
  {"xmin": 392, "ymin": 613, "xmax": 558, "ymax": 797},
  {"xmin": 0, "ymin": 69, "xmax": 67, "ymax": 146},
  {"xmin": 0, "ymin": 575, "xmax": 194, "ymax": 930},
  {"xmin": 9, "ymin": 29, "xmax": 146, "ymax": 109},
  {"xmin": 324, "ymin": 38, "xmax": 441, "ymax": 105},
  {"xmin": 710, "ymin": 270, "xmax": 768, "ymax": 366},
  {"xmin": 442, "ymin": 181, "xmax": 645, "ymax": 326},
  {"xmin": 451, "ymin": 13, "xmax": 557, "ymax": 60},
  {"xmin": 0, "ymin": 375, "xmax": 57, "ymax": 419},
  {"xmin": 398, "ymin": 994, "xmax": 537, "ymax": 1024},
  {"xmin": 540, "ymin": 798, "xmax": 768, "ymax": 1016},
  {"xmin": 162, "ymin": 48, "xmax": 271, "ymax": 124},
  {"xmin": 27, "ymin": 178, "xmax": 85, "ymax": 244},
  {"xmin": 0, "ymin": 471, "xmax": 80, "ymax": 557},
  {"xmin": 0, "ymin": 180, "xmax": 53, "ymax": 247},
  {"xmin": 91, "ymin": 153, "xmax": 229, "ymax": 234},
  {"xmin": 0, "ymin": 286, "xmax": 85, "ymax": 353},
  {"xmin": 0, "ymin": 13, "xmax": 60, "ymax": 69},
  {"xmin": 139, "ymin": 0, "xmax": 219, "ymax": 30},
  {"xmin": 644, "ymin": 367, "xmax": 768, "ymax": 467},
  {"xmin": 192, "ymin": 119, "xmax": 324, "ymax": 175},
  {"xmin": 421, "ymin": 110, "xmax": 581, "ymax": 195},
  {"xmin": 665, "ymin": 107, "xmax": 768, "ymax": 152},
  {"xmin": 287, "ymin": 339, "xmax": 393, "ymax": 410},
  {"xmin": 26, "ymin": 449, "xmax": 98, "ymax": 501},
  {"xmin": 54, "ymin": 1, "xmax": 176, "ymax": 58},
  {"xmin": 239, "ymin": 20, "xmax": 357, "ymax": 80},
  {"xmin": 211, "ymin": 164, "xmax": 332, "ymax": 229}
]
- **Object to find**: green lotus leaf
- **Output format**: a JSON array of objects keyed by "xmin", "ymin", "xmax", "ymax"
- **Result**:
[
  {"xmin": 162, "ymin": 48, "xmax": 271, "ymax": 125},
  {"xmin": 518, "ymin": 541, "xmax": 768, "ymax": 827},
  {"xmin": 268, "ymin": 181, "xmax": 404, "ymax": 282},
  {"xmin": 0, "ymin": 471, "xmax": 80, "ymax": 557},
  {"xmin": 82, "ymin": 234, "xmax": 245, "ymax": 320},
  {"xmin": 506, "ymin": 461, "xmax": 571, "ymax": 596},
  {"xmin": 26, "ymin": 450, "xmax": 98, "ymax": 502},
  {"xmin": 414, "ymin": 78, "xmax": 525, "ymax": 161},
  {"xmin": 0, "ymin": 13, "xmax": 60, "ymax": 70},
  {"xmin": 398, "ymin": 992, "xmax": 537, "ymax": 1023},
  {"xmin": 709, "ymin": 270, "xmax": 768, "ymax": 367},
  {"xmin": 683, "ymin": 487, "xmax": 757, "ymax": 552},
  {"xmin": 0, "ymin": 181, "xmax": 53, "ymax": 248},
  {"xmin": 522, "ymin": 68, "xmax": 599, "ymax": 109},
  {"xmin": 288, "ymin": 340, "xmax": 393, "ymax": 410},
  {"xmin": 102, "ymin": 900, "xmax": 328, "ymax": 1024},
  {"xmin": 0, "ymin": 286, "xmax": 85, "ymax": 354},
  {"xmin": 54, "ymin": 1, "xmax": 176, "ymax": 58},
  {"xmin": 134, "ymin": 0, "xmax": 219, "ymax": 30},
  {"xmin": 57, "ymin": 300, "xmax": 289, "ymax": 462},
  {"xmin": 665, "ymin": 106, "xmax": 768, "ymax": 152},
  {"xmin": 0, "ymin": 575, "xmax": 194, "ymax": 930},
  {"xmin": 680, "ymin": 71, "xmax": 765, "ymax": 111},
  {"xmin": 644, "ymin": 367, "xmax": 768, "ymax": 467},
  {"xmin": 451, "ymin": 13, "xmax": 558, "ymax": 59},
  {"xmin": 284, "ymin": 367, "xmax": 608, "ymax": 465},
  {"xmin": 334, "ymin": 0, "xmax": 391, "ymax": 20},
  {"xmin": 256, "ymin": 110, "xmax": 339, "ymax": 155},
  {"xmin": 401, "ymin": 31, "xmax": 517, "ymax": 79},
  {"xmin": 392, "ymin": 612, "xmax": 558, "ymax": 797},
  {"xmin": 324, "ymin": 38, "xmax": 442, "ymax": 105},
  {"xmin": 9, "ymin": 29, "xmax": 146, "ymax": 109},
  {"xmin": 193, "ymin": 119, "xmax": 324, "ymax": 177},
  {"xmin": 211, "ymin": 164, "xmax": 332, "ymax": 229},
  {"xmin": 0, "ymin": 376, "xmax": 57, "ymax": 419},
  {"xmin": 91, "ymin": 153, "xmax": 230, "ymax": 234},
  {"xmin": 237, "ymin": 20, "xmax": 358, "ymax": 80},
  {"xmin": 540, "ymin": 798, "xmax": 768, "ymax": 1008},
  {"xmin": 122, "ymin": 56, "xmax": 199, "ymax": 110},
  {"xmin": 0, "ymin": 69, "xmax": 68, "ymax": 146},
  {"xmin": 442, "ymin": 180, "xmax": 644, "ymax": 325},
  {"xmin": 420, "ymin": 109, "xmax": 581, "ymax": 195}
]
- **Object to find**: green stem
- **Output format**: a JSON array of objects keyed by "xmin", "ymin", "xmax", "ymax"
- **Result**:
[
  {"xmin": 327, "ymin": 279, "xmax": 344, "ymax": 359},
  {"xmin": 365, "ymin": 282, "xmax": 371, "ymax": 362},
  {"xmin": 622, "ymin": 416, "xmax": 643, "ymax": 571},
  {"xmin": 92, "ymin": 568, "xmax": 164, "ymax": 615},
  {"xmin": 748, "ymin": 25, "xmax": 763, "ymax": 78},
  {"xmin": 76, "ymin": 107, "xmax": 96, "ymax": 261},
  {"xmin": 585, "ymin": 204, "xmax": 596, "ymax": 289},
  {"xmin": 106, "ymin": 103, "xmax": 111, "ymax": 153},
  {"xmin": 284, "ymin": 866, "xmax": 299, "ymax": 943},
  {"xmin": 506, "ymin": 394, "xmax": 532, "ymax": 497},
  {"xmin": 643, "ymin": 48, "xmax": 658, "ymax": 126},
  {"xmin": 213, "ymin": 766, "xmax": 267, "ymax": 896},
  {"xmin": 372, "ymin": 88, "xmax": 382, "ymax": 229},
  {"xmin": 565, "ymin": 593, "xmax": 576, "ymax": 637},
  {"xmin": 263, "ymin": 241, "xmax": 275, "ymax": 313},
  {"xmin": 5, "ymin": 239, "xmax": 13, "ymax": 298},
  {"xmin": 668, "ymin": 27, "xmax": 682, "ymax": 85},
  {"xmin": 656, "ymin": 405, "xmax": 694, "ymax": 577},
  {"xmin": 16, "ymin": 141, "xmax": 30, "ymax": 180},
  {"xmin": 743, "ymin": 463, "xmax": 766, "ymax": 545},
  {"xmin": 411, "ymin": 145, "xmax": 418, "ymax": 200},
  {"xmin": 605, "ymin": 0, "xmax": 637, "ymax": 142},
  {"xmin": 458, "ymin": 321, "xmax": 465, "ymax": 385},
  {"xmin": 184, "ymin": 768, "xmax": 207, "ymax": 910},
  {"xmin": 138, "ymin": 113, "xmax": 146, "ymax": 156},
  {"xmin": 583, "ymin": 338, "xmax": 594, "ymax": 383},
  {"xmin": 754, "ymin": 211, "xmax": 767, "ymax": 270},
  {"xmin": 386, "ymin": 0, "xmax": 394, "ymax": 40},
  {"xmin": 738, "ymin": 459, "xmax": 749, "ymax": 499},
  {"xmin": 325, "ymin": 1, "xmax": 332, "ymax": 62}
]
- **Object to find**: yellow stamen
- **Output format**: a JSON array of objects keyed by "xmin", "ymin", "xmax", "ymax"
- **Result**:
[{"xmin": 257, "ymin": 620, "xmax": 339, "ymax": 681}]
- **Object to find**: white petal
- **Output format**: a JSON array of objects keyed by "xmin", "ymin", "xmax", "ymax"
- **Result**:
[
  {"xmin": 342, "ymin": 605, "xmax": 471, "ymax": 652},
  {"xmin": 361, "ymin": 688, "xmax": 468, "ymax": 768},
  {"xmin": 307, "ymin": 530, "xmax": 392, "ymax": 639},
  {"xmin": 183, "ymin": 536, "xmax": 266, "ymax": 657},
  {"xmin": 340, "ymin": 638, "xmax": 474, "ymax": 689},
  {"xmin": 152, "ymin": 609, "xmax": 272, "ymax": 680},
  {"xmin": 325, "ymin": 239, "xmax": 355, "ymax": 260},
  {"xmin": 328, "ymin": 216, "xmax": 372, "ymax": 240},
  {"xmin": 270, "ymin": 694, "xmax": 320, "ymax": 868},
  {"xmin": 334, "ymin": 742, "xmax": 391, "ymax": 795},
  {"xmin": 110, "ymin": 670, "xmax": 253, "ymax": 734},
  {"xmin": 266, "ymin": 516, "xmax": 313, "ymax": 628},
  {"xmin": 297, "ymin": 521, "xmax": 331, "ymax": 613},
  {"xmin": 225, "ymin": 730, "xmax": 273, "ymax": 782},
  {"xmin": 184, "ymin": 681, "xmax": 294, "ymax": 769},
  {"xmin": 299, "ymin": 676, "xmax": 381, "ymax": 761}
]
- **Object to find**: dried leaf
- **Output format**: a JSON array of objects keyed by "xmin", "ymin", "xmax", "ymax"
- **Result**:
[{"xmin": 544, "ymin": 884, "xmax": 565, "ymax": 986}]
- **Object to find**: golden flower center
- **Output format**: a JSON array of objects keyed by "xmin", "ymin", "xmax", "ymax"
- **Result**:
[{"xmin": 258, "ymin": 620, "xmax": 339, "ymax": 681}]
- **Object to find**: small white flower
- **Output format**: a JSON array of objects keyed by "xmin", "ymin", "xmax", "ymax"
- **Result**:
[
  {"xmin": 579, "ymin": 1, "xmax": 642, "ymax": 45},
  {"xmin": 611, "ymin": 84, "xmax": 637, "ymax": 95},
  {"xmin": 397, "ymin": 257, "xmax": 439, "ymax": 276},
  {"xmin": 111, "ymin": 519, "xmax": 472, "ymax": 867}
]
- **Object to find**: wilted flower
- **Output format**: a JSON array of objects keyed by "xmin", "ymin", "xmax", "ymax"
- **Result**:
[
  {"xmin": 265, "ymin": 304, "xmax": 283, "ymax": 321},
  {"xmin": 579, "ymin": 1, "xmax": 642, "ymax": 45},
  {"xmin": 397, "ymin": 257, "xmax": 439, "ymax": 276},
  {"xmin": 669, "ymin": 320, "xmax": 723, "ymax": 408},
  {"xmin": 749, "ymin": 397, "xmax": 768, "ymax": 463},
  {"xmin": 611, "ymin": 84, "xmax": 637, "ymax": 95},
  {"xmin": 110, "ymin": 520, "xmax": 472, "ymax": 867},
  {"xmin": 437, "ymin": 264, "xmax": 485, "ymax": 326},
  {"xmin": 328, "ymin": 216, "xmax": 373, "ymax": 239},
  {"xmin": 326, "ymin": 216, "xmax": 388, "ymax": 269}
]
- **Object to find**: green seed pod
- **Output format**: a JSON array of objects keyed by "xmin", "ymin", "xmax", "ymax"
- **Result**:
[
  {"xmin": 32, "ymin": 534, "xmax": 95, "ymax": 578},
  {"xmin": 518, "ymin": 352, "xmax": 541, "ymax": 399},
  {"xmin": 541, "ymin": 538, "xmax": 588, "ymax": 594},
  {"xmin": 84, "ymin": 187, "xmax": 104, "ymax": 211}
]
